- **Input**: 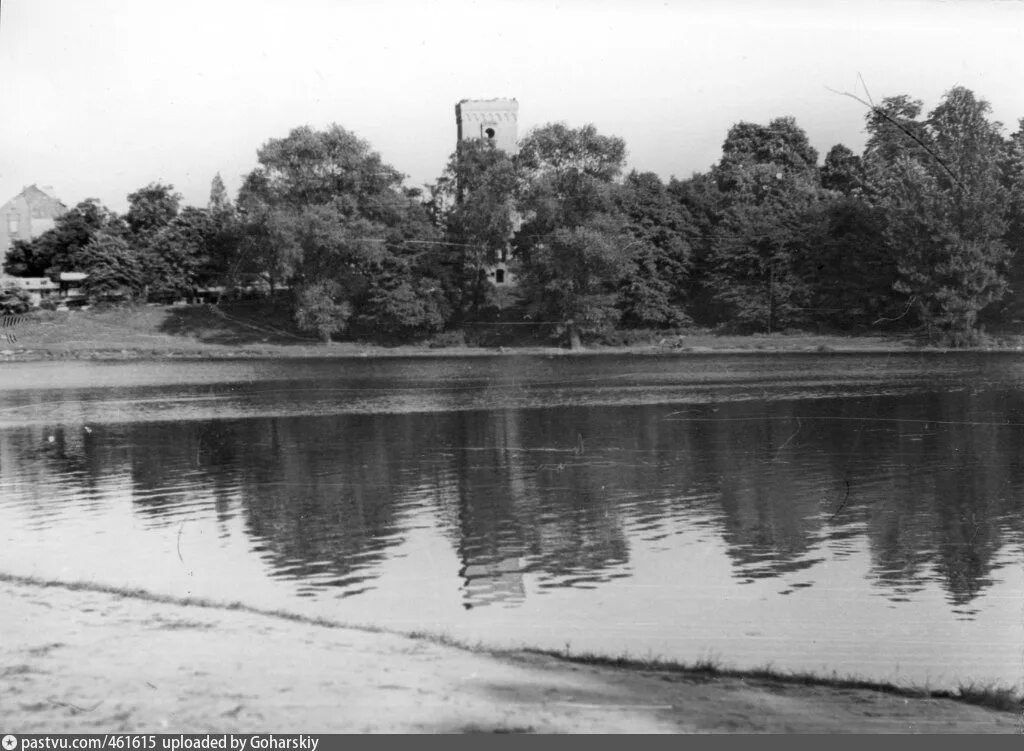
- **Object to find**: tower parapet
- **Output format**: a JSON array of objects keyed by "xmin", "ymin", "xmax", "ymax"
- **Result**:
[{"xmin": 455, "ymin": 98, "xmax": 519, "ymax": 154}]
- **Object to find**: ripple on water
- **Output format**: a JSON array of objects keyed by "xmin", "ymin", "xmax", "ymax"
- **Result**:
[{"xmin": 1, "ymin": 355, "xmax": 1024, "ymax": 690}]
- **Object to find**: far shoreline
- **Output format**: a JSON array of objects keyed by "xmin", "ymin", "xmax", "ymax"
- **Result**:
[
  {"xmin": 0, "ymin": 339, "xmax": 1020, "ymax": 365},
  {"xmin": 2, "ymin": 304, "xmax": 1023, "ymax": 364}
]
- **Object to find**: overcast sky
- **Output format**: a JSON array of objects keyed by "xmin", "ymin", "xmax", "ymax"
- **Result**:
[{"xmin": 2, "ymin": 0, "xmax": 1023, "ymax": 213}]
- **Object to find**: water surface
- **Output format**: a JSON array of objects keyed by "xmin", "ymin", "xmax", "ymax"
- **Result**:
[{"xmin": 2, "ymin": 353, "xmax": 1023, "ymax": 690}]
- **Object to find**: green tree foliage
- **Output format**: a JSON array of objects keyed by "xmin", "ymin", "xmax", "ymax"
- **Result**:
[
  {"xmin": 124, "ymin": 182, "xmax": 205, "ymax": 300},
  {"xmin": 803, "ymin": 144, "xmax": 899, "ymax": 330},
  {"xmin": 820, "ymin": 144, "xmax": 865, "ymax": 195},
  {"xmin": 208, "ymin": 173, "xmax": 231, "ymax": 214},
  {"xmin": 704, "ymin": 117, "xmax": 824, "ymax": 332},
  {"xmin": 232, "ymin": 195, "xmax": 294, "ymax": 293},
  {"xmin": 352, "ymin": 263, "xmax": 449, "ymax": 342},
  {"xmin": 614, "ymin": 171, "xmax": 694, "ymax": 327},
  {"xmin": 515, "ymin": 123, "xmax": 632, "ymax": 346},
  {"xmin": 5, "ymin": 237, "xmax": 53, "ymax": 278},
  {"xmin": 803, "ymin": 197, "xmax": 899, "ymax": 330},
  {"xmin": 294, "ymin": 280, "xmax": 352, "ymax": 342},
  {"xmin": 249, "ymin": 124, "xmax": 404, "ymax": 212},
  {"xmin": 862, "ymin": 95, "xmax": 932, "ymax": 179},
  {"xmin": 522, "ymin": 216, "xmax": 633, "ymax": 349},
  {"xmin": 0, "ymin": 284, "xmax": 32, "ymax": 315},
  {"xmin": 517, "ymin": 122, "xmax": 626, "ymax": 182},
  {"xmin": 145, "ymin": 207, "xmax": 217, "ymax": 300},
  {"xmin": 864, "ymin": 88, "xmax": 1010, "ymax": 343},
  {"xmin": 434, "ymin": 138, "xmax": 519, "ymax": 316},
  {"xmin": 126, "ymin": 182, "xmax": 181, "ymax": 237},
  {"xmin": 286, "ymin": 205, "xmax": 389, "ymax": 297},
  {"xmin": 241, "ymin": 124, "xmax": 443, "ymax": 341},
  {"xmin": 667, "ymin": 172, "xmax": 727, "ymax": 323},
  {"xmin": 202, "ymin": 173, "xmax": 240, "ymax": 292},
  {"xmin": 718, "ymin": 117, "xmax": 819, "ymax": 180},
  {"xmin": 1001, "ymin": 120, "xmax": 1024, "ymax": 320},
  {"xmin": 72, "ymin": 231, "xmax": 144, "ymax": 302}
]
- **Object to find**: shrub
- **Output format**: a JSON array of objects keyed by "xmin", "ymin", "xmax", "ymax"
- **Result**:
[
  {"xmin": 294, "ymin": 280, "xmax": 351, "ymax": 343},
  {"xmin": 0, "ymin": 285, "xmax": 32, "ymax": 315},
  {"xmin": 428, "ymin": 329, "xmax": 468, "ymax": 349}
]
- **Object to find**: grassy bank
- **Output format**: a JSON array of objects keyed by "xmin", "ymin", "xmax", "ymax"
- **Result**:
[
  {"xmin": 0, "ymin": 301, "xmax": 990, "ymax": 362},
  {"xmin": 512, "ymin": 648, "xmax": 1023, "ymax": 715}
]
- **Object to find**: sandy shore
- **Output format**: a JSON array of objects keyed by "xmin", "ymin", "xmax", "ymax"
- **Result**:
[{"xmin": 1, "ymin": 579, "xmax": 1019, "ymax": 734}]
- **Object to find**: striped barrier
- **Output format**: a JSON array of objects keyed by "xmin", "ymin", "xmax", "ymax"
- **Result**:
[
  {"xmin": 0, "ymin": 315, "xmax": 28, "ymax": 329},
  {"xmin": 0, "ymin": 315, "xmax": 28, "ymax": 345}
]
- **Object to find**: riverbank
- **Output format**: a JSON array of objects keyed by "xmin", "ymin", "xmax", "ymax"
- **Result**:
[
  {"xmin": 0, "ymin": 303, "xmax": 1000, "ymax": 363},
  {"xmin": 1, "ymin": 576, "xmax": 1019, "ymax": 734}
]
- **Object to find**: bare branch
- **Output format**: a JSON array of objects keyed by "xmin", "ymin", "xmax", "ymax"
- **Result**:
[{"xmin": 827, "ymin": 85, "xmax": 964, "ymax": 191}]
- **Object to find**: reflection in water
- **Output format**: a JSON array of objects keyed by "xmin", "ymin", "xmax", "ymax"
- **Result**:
[
  {"xmin": 2, "ymin": 362, "xmax": 1024, "ymax": 688},
  {"xmin": 6, "ymin": 395, "xmax": 1024, "ymax": 606}
]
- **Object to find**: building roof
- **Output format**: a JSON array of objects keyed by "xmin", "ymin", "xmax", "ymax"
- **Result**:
[
  {"xmin": 2, "ymin": 184, "xmax": 67, "ymax": 211},
  {"xmin": 9, "ymin": 276, "xmax": 59, "ymax": 291},
  {"xmin": 33, "ymin": 184, "xmax": 61, "ymax": 201},
  {"xmin": 457, "ymin": 97, "xmax": 518, "ymax": 105}
]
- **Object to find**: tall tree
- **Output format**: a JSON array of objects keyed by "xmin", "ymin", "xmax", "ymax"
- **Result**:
[
  {"xmin": 614, "ymin": 171, "xmax": 694, "ymax": 327},
  {"xmin": 248, "ymin": 124, "xmax": 404, "ymax": 215},
  {"xmin": 808, "ymin": 143, "xmax": 897, "ymax": 330},
  {"xmin": 864, "ymin": 88, "xmax": 1010, "ymax": 343},
  {"xmin": 240, "ymin": 124, "xmax": 444, "ymax": 341},
  {"xmin": 718, "ymin": 117, "xmax": 818, "ymax": 183},
  {"xmin": 203, "ymin": 173, "xmax": 240, "ymax": 292},
  {"xmin": 668, "ymin": 172, "xmax": 727, "ymax": 324},
  {"xmin": 72, "ymin": 231, "xmax": 145, "ymax": 302},
  {"xmin": 126, "ymin": 182, "xmax": 181, "ymax": 237},
  {"xmin": 803, "ymin": 196, "xmax": 899, "ymax": 330},
  {"xmin": 514, "ymin": 122, "xmax": 632, "ymax": 347},
  {"xmin": 208, "ymin": 173, "xmax": 231, "ymax": 213},
  {"xmin": 434, "ymin": 138, "xmax": 519, "ymax": 317},
  {"xmin": 294, "ymin": 280, "xmax": 351, "ymax": 342},
  {"xmin": 522, "ymin": 215, "xmax": 633, "ymax": 349},
  {"xmin": 704, "ymin": 117, "xmax": 825, "ymax": 333},
  {"xmin": 820, "ymin": 144, "xmax": 865, "ymax": 195},
  {"xmin": 1001, "ymin": 120, "xmax": 1024, "ymax": 319},
  {"xmin": 144, "ymin": 207, "xmax": 217, "ymax": 301}
]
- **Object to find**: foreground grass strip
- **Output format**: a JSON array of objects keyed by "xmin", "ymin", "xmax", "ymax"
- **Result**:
[
  {"xmin": 3, "ymin": 571, "xmax": 1020, "ymax": 714},
  {"xmin": 511, "ymin": 648, "xmax": 1023, "ymax": 714}
]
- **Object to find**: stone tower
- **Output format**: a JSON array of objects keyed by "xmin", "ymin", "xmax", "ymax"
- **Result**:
[
  {"xmin": 453, "ymin": 98, "xmax": 520, "ymax": 290},
  {"xmin": 455, "ymin": 98, "xmax": 519, "ymax": 154}
]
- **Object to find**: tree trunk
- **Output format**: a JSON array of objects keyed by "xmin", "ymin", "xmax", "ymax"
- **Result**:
[{"xmin": 567, "ymin": 324, "xmax": 582, "ymax": 350}]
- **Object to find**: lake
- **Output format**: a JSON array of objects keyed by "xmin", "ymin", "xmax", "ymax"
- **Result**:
[{"xmin": 1, "ymin": 353, "xmax": 1023, "ymax": 691}]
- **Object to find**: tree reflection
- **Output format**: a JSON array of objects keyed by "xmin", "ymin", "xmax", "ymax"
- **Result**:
[
  {"xmin": 444, "ymin": 408, "xmax": 632, "ymax": 608},
  {"xmin": 5, "ymin": 387, "xmax": 1024, "ymax": 610}
]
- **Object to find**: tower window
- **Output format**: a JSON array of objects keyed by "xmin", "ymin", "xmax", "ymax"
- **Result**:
[
  {"xmin": 495, "ymin": 269, "xmax": 505, "ymax": 284},
  {"xmin": 484, "ymin": 127, "xmax": 496, "ymax": 139}
]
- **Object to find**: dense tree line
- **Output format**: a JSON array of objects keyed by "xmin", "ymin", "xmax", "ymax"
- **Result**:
[{"xmin": 8, "ymin": 85, "xmax": 1024, "ymax": 346}]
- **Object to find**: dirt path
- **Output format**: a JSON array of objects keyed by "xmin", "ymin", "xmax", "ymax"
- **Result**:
[{"xmin": 1, "ymin": 580, "xmax": 1019, "ymax": 734}]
